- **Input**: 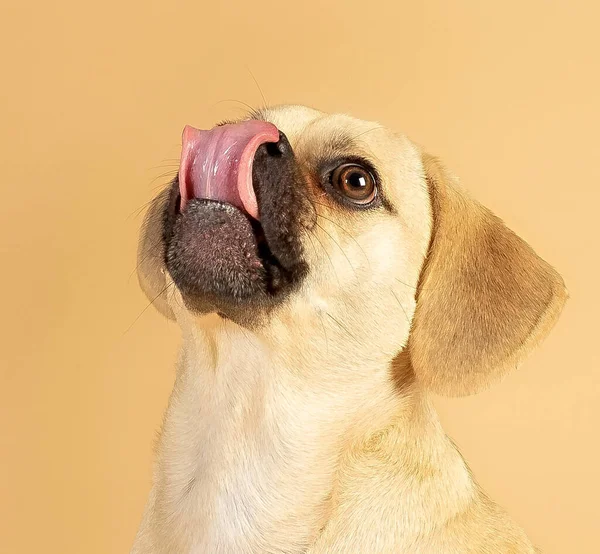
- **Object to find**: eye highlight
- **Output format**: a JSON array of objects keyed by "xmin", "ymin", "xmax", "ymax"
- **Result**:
[{"xmin": 330, "ymin": 163, "xmax": 377, "ymax": 205}]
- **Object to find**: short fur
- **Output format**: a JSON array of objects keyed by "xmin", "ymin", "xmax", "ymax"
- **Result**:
[{"xmin": 132, "ymin": 105, "xmax": 566, "ymax": 553}]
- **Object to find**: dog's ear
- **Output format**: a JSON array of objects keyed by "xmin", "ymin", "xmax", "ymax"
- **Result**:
[
  {"xmin": 137, "ymin": 188, "xmax": 175, "ymax": 320},
  {"xmin": 408, "ymin": 154, "xmax": 567, "ymax": 396}
]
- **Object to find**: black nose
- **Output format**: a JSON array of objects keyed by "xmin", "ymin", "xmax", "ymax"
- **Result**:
[
  {"xmin": 252, "ymin": 131, "xmax": 295, "ymax": 199},
  {"xmin": 251, "ymin": 129, "xmax": 311, "ymax": 268}
]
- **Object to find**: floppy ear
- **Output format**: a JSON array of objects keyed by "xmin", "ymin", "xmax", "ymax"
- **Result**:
[
  {"xmin": 137, "ymin": 187, "xmax": 175, "ymax": 320},
  {"xmin": 408, "ymin": 154, "xmax": 567, "ymax": 396}
]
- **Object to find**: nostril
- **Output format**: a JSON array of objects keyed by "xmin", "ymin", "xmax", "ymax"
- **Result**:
[
  {"xmin": 263, "ymin": 131, "xmax": 290, "ymax": 157},
  {"xmin": 265, "ymin": 141, "xmax": 284, "ymax": 157}
]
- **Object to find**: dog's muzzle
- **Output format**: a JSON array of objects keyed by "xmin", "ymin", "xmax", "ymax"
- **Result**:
[{"xmin": 162, "ymin": 120, "xmax": 311, "ymax": 322}]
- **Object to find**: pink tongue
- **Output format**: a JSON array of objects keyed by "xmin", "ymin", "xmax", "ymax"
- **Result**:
[{"xmin": 179, "ymin": 120, "xmax": 280, "ymax": 220}]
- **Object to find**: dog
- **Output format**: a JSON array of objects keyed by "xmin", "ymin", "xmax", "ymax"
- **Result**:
[{"xmin": 132, "ymin": 105, "xmax": 567, "ymax": 553}]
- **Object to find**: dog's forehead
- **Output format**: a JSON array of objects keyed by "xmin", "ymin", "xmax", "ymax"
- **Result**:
[
  {"xmin": 257, "ymin": 106, "xmax": 421, "ymax": 190},
  {"xmin": 257, "ymin": 105, "xmax": 398, "ymax": 152},
  {"xmin": 256, "ymin": 105, "xmax": 324, "ymax": 139}
]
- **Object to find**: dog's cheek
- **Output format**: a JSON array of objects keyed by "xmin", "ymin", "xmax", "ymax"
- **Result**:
[{"xmin": 137, "ymin": 187, "xmax": 175, "ymax": 320}]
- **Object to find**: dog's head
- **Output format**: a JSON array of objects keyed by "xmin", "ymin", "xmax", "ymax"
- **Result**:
[{"xmin": 138, "ymin": 105, "xmax": 567, "ymax": 396}]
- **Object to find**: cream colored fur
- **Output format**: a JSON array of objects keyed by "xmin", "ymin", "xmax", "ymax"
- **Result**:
[{"xmin": 132, "ymin": 105, "xmax": 565, "ymax": 553}]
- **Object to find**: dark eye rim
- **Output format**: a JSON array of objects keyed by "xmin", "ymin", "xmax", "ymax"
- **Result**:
[{"xmin": 320, "ymin": 156, "xmax": 383, "ymax": 211}]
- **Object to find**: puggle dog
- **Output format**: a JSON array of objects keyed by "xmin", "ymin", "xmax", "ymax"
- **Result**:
[{"xmin": 133, "ymin": 105, "xmax": 566, "ymax": 553}]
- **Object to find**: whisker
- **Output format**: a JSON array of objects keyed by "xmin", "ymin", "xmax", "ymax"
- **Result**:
[
  {"xmin": 127, "ymin": 178, "xmax": 173, "ymax": 220},
  {"xmin": 148, "ymin": 169, "xmax": 178, "ymax": 186},
  {"xmin": 394, "ymin": 277, "xmax": 418, "ymax": 291},
  {"xmin": 317, "ymin": 309, "xmax": 329, "ymax": 355},
  {"xmin": 350, "ymin": 125, "xmax": 385, "ymax": 141},
  {"xmin": 303, "ymin": 228, "xmax": 320, "ymax": 259},
  {"xmin": 390, "ymin": 288, "xmax": 411, "ymax": 325},
  {"xmin": 245, "ymin": 66, "xmax": 268, "ymax": 109},
  {"xmin": 126, "ymin": 198, "xmax": 157, "ymax": 221},
  {"xmin": 293, "ymin": 187, "xmax": 319, "ymax": 222},
  {"xmin": 147, "ymin": 163, "xmax": 180, "ymax": 172},
  {"xmin": 315, "ymin": 213, "xmax": 371, "ymax": 269},
  {"xmin": 311, "ymin": 200, "xmax": 333, "ymax": 209},
  {"xmin": 326, "ymin": 312, "xmax": 354, "ymax": 341},
  {"xmin": 123, "ymin": 282, "xmax": 175, "ymax": 336},
  {"xmin": 214, "ymin": 99, "xmax": 258, "ymax": 115},
  {"xmin": 308, "ymin": 228, "xmax": 341, "ymax": 287},
  {"xmin": 314, "ymin": 221, "xmax": 358, "ymax": 281},
  {"xmin": 127, "ymin": 235, "xmax": 165, "ymax": 281},
  {"xmin": 395, "ymin": 277, "xmax": 438, "ymax": 292},
  {"xmin": 152, "ymin": 179, "xmax": 177, "ymax": 192}
]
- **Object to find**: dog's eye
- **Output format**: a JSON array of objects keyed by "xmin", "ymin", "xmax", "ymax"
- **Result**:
[{"xmin": 331, "ymin": 164, "xmax": 377, "ymax": 205}]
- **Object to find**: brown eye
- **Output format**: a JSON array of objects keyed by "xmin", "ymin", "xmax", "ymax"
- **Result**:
[{"xmin": 331, "ymin": 164, "xmax": 376, "ymax": 204}]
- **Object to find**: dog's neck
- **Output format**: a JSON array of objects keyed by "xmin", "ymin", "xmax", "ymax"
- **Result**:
[{"xmin": 153, "ymin": 315, "xmax": 475, "ymax": 553}]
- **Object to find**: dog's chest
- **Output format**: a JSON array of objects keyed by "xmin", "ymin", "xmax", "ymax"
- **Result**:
[{"xmin": 154, "ymin": 373, "xmax": 336, "ymax": 553}]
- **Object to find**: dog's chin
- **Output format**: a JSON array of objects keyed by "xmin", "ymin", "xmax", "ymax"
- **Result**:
[{"xmin": 162, "ymin": 184, "xmax": 308, "ymax": 323}]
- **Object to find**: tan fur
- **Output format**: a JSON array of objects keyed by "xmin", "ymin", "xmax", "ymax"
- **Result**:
[
  {"xmin": 132, "ymin": 105, "xmax": 566, "ymax": 553},
  {"xmin": 410, "ymin": 154, "xmax": 568, "ymax": 396}
]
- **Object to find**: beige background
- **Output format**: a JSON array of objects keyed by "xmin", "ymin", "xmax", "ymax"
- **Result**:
[{"xmin": 1, "ymin": 1, "xmax": 599, "ymax": 552}]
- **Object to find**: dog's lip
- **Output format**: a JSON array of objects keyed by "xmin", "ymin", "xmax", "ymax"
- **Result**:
[{"xmin": 178, "ymin": 121, "xmax": 280, "ymax": 220}]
